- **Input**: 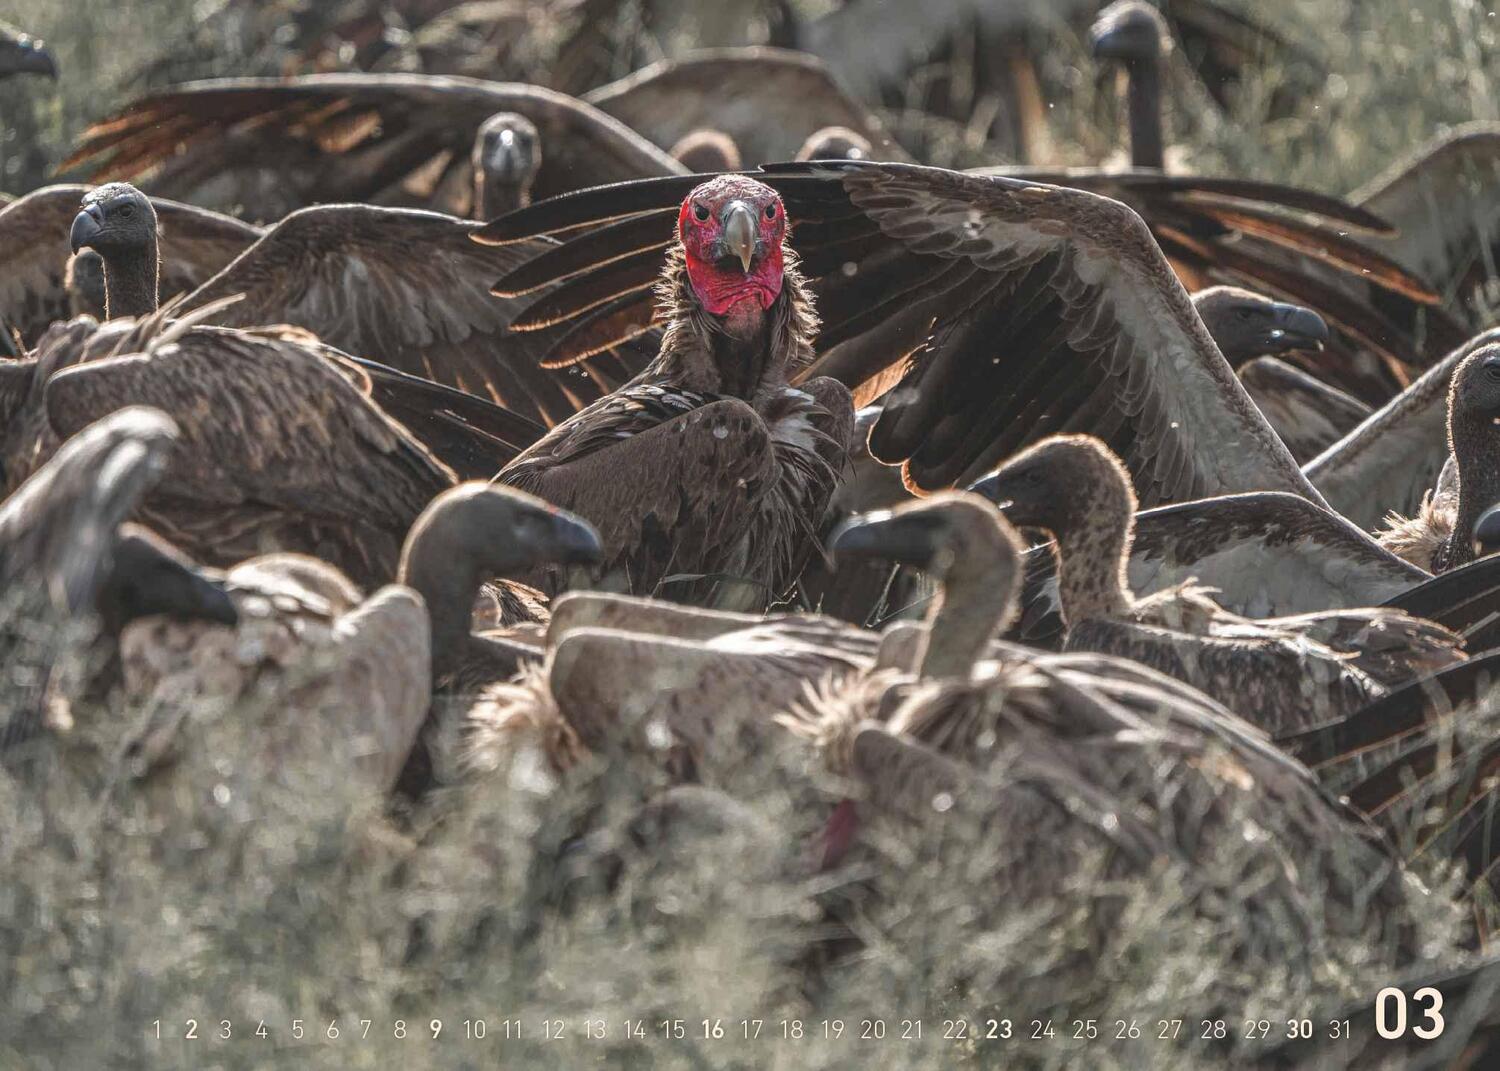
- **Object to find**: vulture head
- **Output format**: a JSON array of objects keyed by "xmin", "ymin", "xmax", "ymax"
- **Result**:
[
  {"xmin": 1473, "ymin": 504, "xmax": 1500, "ymax": 561},
  {"xmin": 1090, "ymin": 0, "xmax": 1170, "ymax": 64},
  {"xmin": 795, "ymin": 127, "xmax": 872, "ymax": 162},
  {"xmin": 970, "ymin": 434, "xmax": 1136, "ymax": 545},
  {"xmin": 69, "ymin": 184, "xmax": 160, "ymax": 318},
  {"xmin": 678, "ymin": 174, "xmax": 787, "ymax": 330},
  {"xmin": 401, "ymin": 482, "xmax": 602, "ymax": 590},
  {"xmin": 69, "ymin": 183, "xmax": 156, "ymax": 259},
  {"xmin": 473, "ymin": 112, "xmax": 542, "ymax": 217},
  {"xmin": 95, "ymin": 526, "xmax": 238, "ymax": 637},
  {"xmin": 65, "ymin": 250, "xmax": 107, "ymax": 320},
  {"xmin": 669, "ymin": 128, "xmax": 743, "ymax": 173},
  {"xmin": 1192, "ymin": 286, "xmax": 1330, "ymax": 367},
  {"xmin": 830, "ymin": 491, "xmax": 1024, "ymax": 603},
  {"xmin": 0, "ymin": 25, "xmax": 56, "ymax": 80}
]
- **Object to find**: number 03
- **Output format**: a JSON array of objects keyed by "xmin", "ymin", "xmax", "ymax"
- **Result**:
[{"xmin": 1376, "ymin": 986, "xmax": 1444, "ymax": 1040}]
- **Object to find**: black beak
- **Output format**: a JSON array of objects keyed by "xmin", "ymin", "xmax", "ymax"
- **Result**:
[
  {"xmin": 965, "ymin": 471, "xmax": 1009, "ymax": 508},
  {"xmin": 1266, "ymin": 302, "xmax": 1330, "ymax": 352},
  {"xmin": 182, "ymin": 574, "xmax": 241, "ymax": 627},
  {"xmin": 829, "ymin": 509, "xmax": 944, "ymax": 568},
  {"xmin": 543, "ymin": 510, "xmax": 604, "ymax": 567},
  {"xmin": 720, "ymin": 201, "xmax": 757, "ymax": 273},
  {"xmin": 9, "ymin": 39, "xmax": 57, "ymax": 79},
  {"xmin": 69, "ymin": 204, "xmax": 103, "ymax": 254},
  {"xmin": 1475, "ymin": 505, "xmax": 1500, "ymax": 560}
]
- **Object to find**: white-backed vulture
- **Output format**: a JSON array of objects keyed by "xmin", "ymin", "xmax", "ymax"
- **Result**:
[
  {"xmin": 0, "ymin": 184, "xmax": 261, "ymax": 343},
  {"xmin": 974, "ymin": 435, "xmax": 1464, "ymax": 736},
  {"xmin": 494, "ymin": 174, "xmax": 854, "ymax": 609},
  {"xmin": 1237, "ymin": 357, "xmax": 1371, "ymax": 464}
]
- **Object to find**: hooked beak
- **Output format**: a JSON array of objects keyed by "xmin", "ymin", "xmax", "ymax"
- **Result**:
[
  {"xmin": 542, "ymin": 510, "xmax": 604, "ymax": 568},
  {"xmin": 829, "ymin": 509, "xmax": 944, "ymax": 568},
  {"xmin": 69, "ymin": 204, "xmax": 103, "ymax": 254},
  {"xmin": 721, "ymin": 201, "xmax": 757, "ymax": 273},
  {"xmin": 1265, "ymin": 302, "xmax": 1330, "ymax": 353},
  {"xmin": 966, "ymin": 471, "xmax": 1009, "ymax": 509},
  {"xmin": 6, "ymin": 38, "xmax": 57, "ymax": 80},
  {"xmin": 486, "ymin": 129, "xmax": 529, "ymax": 185}
]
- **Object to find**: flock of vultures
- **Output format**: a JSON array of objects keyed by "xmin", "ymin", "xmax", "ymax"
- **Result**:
[{"xmin": 10, "ymin": 0, "xmax": 1500, "ymax": 1064}]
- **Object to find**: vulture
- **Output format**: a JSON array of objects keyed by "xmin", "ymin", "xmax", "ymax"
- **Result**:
[
  {"xmin": 482, "ymin": 161, "xmax": 1323, "ymax": 508},
  {"xmin": 1235, "ymin": 357, "xmax": 1370, "ymax": 464},
  {"xmin": 64, "ymin": 251, "xmax": 106, "ymax": 320},
  {"xmin": 580, "ymin": 48, "xmax": 902, "ymax": 166},
  {"xmin": 0, "ymin": 184, "xmax": 261, "ymax": 344},
  {"xmin": 668, "ymin": 129, "xmax": 743, "ymax": 173},
  {"xmin": 785, "ymin": 492, "xmax": 1426, "ymax": 1010},
  {"xmin": 0, "ymin": 407, "xmax": 237, "ymax": 753},
  {"xmin": 973, "ymin": 435, "xmax": 1465, "ymax": 736},
  {"xmin": 0, "ymin": 23, "xmax": 56, "ymax": 80},
  {"xmin": 1377, "ymin": 344, "xmax": 1500, "ymax": 573},
  {"xmin": 62, "ymin": 74, "xmax": 688, "ymax": 223},
  {"xmin": 1305, "ymin": 329, "xmax": 1500, "ymax": 531},
  {"xmin": 794, "ymin": 127, "xmax": 872, "ymax": 162},
  {"xmin": 494, "ymin": 173, "xmax": 855, "ymax": 610}
]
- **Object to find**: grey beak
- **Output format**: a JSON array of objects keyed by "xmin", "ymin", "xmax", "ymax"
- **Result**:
[
  {"xmin": 12, "ymin": 40, "xmax": 57, "ymax": 79},
  {"xmin": 721, "ymin": 201, "xmax": 757, "ymax": 273},
  {"xmin": 1268, "ymin": 302, "xmax": 1330, "ymax": 351},
  {"xmin": 69, "ymin": 205, "xmax": 103, "ymax": 254},
  {"xmin": 829, "ymin": 510, "xmax": 943, "ymax": 567},
  {"xmin": 966, "ymin": 471, "xmax": 1006, "ymax": 506},
  {"xmin": 545, "ymin": 511, "xmax": 604, "ymax": 567}
]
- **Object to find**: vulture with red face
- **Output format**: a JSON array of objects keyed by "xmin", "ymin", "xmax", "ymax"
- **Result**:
[
  {"xmin": 483, "ymin": 161, "xmax": 1329, "ymax": 511},
  {"xmin": 493, "ymin": 174, "xmax": 854, "ymax": 610}
]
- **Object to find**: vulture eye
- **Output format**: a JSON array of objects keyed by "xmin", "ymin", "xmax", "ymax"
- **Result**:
[
  {"xmin": 119, "ymin": 205, "xmax": 135, "ymax": 218},
  {"xmin": 764, "ymin": 203, "xmax": 778, "ymax": 220},
  {"xmin": 692, "ymin": 203, "xmax": 710, "ymax": 222}
]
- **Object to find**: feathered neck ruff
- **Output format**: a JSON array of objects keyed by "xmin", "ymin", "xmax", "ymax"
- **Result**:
[{"xmin": 648, "ymin": 242, "xmax": 819, "ymax": 398}]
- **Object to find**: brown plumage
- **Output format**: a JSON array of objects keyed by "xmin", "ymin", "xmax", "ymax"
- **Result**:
[
  {"xmin": 785, "ymin": 492, "xmax": 1424, "ymax": 1008},
  {"xmin": 62, "ymin": 74, "xmax": 687, "ymax": 223},
  {"xmin": 669, "ymin": 128, "xmax": 742, "ymax": 173},
  {"xmin": 1377, "ymin": 344, "xmax": 1500, "ymax": 573},
  {"xmin": 496, "ymin": 174, "xmax": 854, "ymax": 609},
  {"xmin": 975, "ymin": 435, "xmax": 1466, "ymax": 737},
  {"xmin": 1237, "ymin": 357, "xmax": 1371, "ymax": 464}
]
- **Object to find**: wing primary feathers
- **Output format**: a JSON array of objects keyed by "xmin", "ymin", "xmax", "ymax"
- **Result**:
[{"xmin": 492, "ymin": 208, "xmax": 678, "ymax": 296}]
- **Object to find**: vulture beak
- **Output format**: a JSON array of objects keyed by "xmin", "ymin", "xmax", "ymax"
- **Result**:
[
  {"xmin": 487, "ymin": 128, "xmax": 527, "ymax": 185},
  {"xmin": 1266, "ymin": 301, "xmax": 1330, "ymax": 352},
  {"xmin": 721, "ymin": 201, "xmax": 757, "ymax": 273},
  {"xmin": 1474, "ymin": 505, "xmax": 1500, "ymax": 560},
  {"xmin": 829, "ymin": 509, "xmax": 945, "ymax": 569},
  {"xmin": 539, "ymin": 509, "xmax": 605, "ymax": 567},
  {"xmin": 965, "ymin": 471, "xmax": 1007, "ymax": 508},
  {"xmin": 7, "ymin": 38, "xmax": 57, "ymax": 79},
  {"xmin": 107, "ymin": 533, "xmax": 241, "ymax": 629},
  {"xmin": 69, "ymin": 204, "xmax": 104, "ymax": 254}
]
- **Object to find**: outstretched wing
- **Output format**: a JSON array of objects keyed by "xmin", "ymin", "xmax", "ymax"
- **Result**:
[
  {"xmin": 63, "ymin": 74, "xmax": 687, "ymax": 220},
  {"xmin": 180, "ymin": 204, "xmax": 650, "ymax": 426},
  {"xmin": 583, "ymin": 47, "xmax": 905, "ymax": 166},
  {"xmin": 482, "ymin": 161, "xmax": 1317, "ymax": 507}
]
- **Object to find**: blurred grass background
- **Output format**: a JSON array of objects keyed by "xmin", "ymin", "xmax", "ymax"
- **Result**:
[{"xmin": 3, "ymin": 2, "xmax": 1499, "ymax": 1068}]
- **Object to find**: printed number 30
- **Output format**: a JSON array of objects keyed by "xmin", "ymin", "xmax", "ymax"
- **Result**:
[{"xmin": 1375, "ymin": 987, "xmax": 1443, "ymax": 1040}]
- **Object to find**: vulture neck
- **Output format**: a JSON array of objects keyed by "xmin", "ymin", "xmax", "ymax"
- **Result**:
[
  {"xmin": 1123, "ymin": 59, "xmax": 1165, "ymax": 171},
  {"xmin": 400, "ymin": 532, "xmax": 490, "ymax": 684},
  {"xmin": 918, "ymin": 551, "xmax": 1016, "ymax": 680},
  {"xmin": 655, "ymin": 246, "xmax": 816, "ymax": 399},
  {"xmin": 1442, "ymin": 418, "xmax": 1500, "ymax": 570},
  {"xmin": 1050, "ymin": 491, "xmax": 1136, "ymax": 628},
  {"xmin": 476, "ymin": 176, "xmax": 529, "ymax": 218},
  {"xmin": 101, "ymin": 242, "xmax": 161, "ymax": 319}
]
